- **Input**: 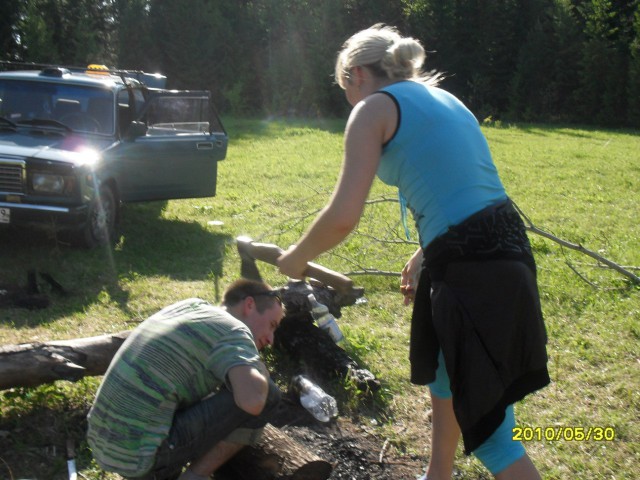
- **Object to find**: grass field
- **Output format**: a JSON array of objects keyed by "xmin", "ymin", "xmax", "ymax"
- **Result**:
[{"xmin": 0, "ymin": 118, "xmax": 638, "ymax": 479}]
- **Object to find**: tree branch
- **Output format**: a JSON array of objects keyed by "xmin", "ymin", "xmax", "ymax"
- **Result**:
[
  {"xmin": 345, "ymin": 270, "xmax": 401, "ymax": 277},
  {"xmin": 262, "ymin": 195, "xmax": 639, "ymax": 286},
  {"xmin": 514, "ymin": 203, "xmax": 640, "ymax": 285}
]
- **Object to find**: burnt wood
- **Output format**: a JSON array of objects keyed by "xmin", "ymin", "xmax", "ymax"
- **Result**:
[
  {"xmin": 216, "ymin": 423, "xmax": 333, "ymax": 480},
  {"xmin": 277, "ymin": 281, "xmax": 380, "ymax": 392}
]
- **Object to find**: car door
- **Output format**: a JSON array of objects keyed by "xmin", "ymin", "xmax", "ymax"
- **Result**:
[{"xmin": 112, "ymin": 90, "xmax": 228, "ymax": 202}]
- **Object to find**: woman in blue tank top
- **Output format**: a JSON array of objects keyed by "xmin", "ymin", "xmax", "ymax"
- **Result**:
[{"xmin": 278, "ymin": 24, "xmax": 549, "ymax": 480}]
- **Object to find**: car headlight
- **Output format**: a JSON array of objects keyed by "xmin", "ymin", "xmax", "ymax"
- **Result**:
[{"xmin": 32, "ymin": 172, "xmax": 74, "ymax": 195}]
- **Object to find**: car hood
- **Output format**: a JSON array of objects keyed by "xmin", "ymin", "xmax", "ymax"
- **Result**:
[{"xmin": 0, "ymin": 131, "xmax": 115, "ymax": 166}]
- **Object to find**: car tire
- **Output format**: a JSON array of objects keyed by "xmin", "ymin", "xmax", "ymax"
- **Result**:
[{"xmin": 79, "ymin": 185, "xmax": 118, "ymax": 247}]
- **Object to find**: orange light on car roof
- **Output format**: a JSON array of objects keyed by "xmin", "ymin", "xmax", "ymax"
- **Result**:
[{"xmin": 86, "ymin": 64, "xmax": 109, "ymax": 75}]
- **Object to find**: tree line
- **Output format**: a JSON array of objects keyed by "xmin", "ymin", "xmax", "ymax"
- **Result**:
[{"xmin": 2, "ymin": 0, "xmax": 639, "ymax": 127}]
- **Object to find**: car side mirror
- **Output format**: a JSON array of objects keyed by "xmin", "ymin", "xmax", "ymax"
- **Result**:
[{"xmin": 126, "ymin": 121, "xmax": 148, "ymax": 139}]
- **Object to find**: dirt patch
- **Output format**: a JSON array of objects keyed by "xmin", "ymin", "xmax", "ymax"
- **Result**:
[
  {"xmin": 282, "ymin": 420, "xmax": 423, "ymax": 480},
  {"xmin": 235, "ymin": 395, "xmax": 425, "ymax": 480},
  {"xmin": 0, "ymin": 393, "xmax": 425, "ymax": 480}
]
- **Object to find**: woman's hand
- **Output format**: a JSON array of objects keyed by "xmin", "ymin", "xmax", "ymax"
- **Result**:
[
  {"xmin": 277, "ymin": 245, "xmax": 308, "ymax": 280},
  {"xmin": 400, "ymin": 247, "xmax": 423, "ymax": 305}
]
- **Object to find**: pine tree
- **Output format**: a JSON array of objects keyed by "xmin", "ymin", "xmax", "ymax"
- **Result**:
[{"xmin": 628, "ymin": 4, "xmax": 640, "ymax": 126}]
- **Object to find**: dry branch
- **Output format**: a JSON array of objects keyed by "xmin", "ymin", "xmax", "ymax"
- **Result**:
[
  {"xmin": 348, "ymin": 197, "xmax": 640, "ymax": 285},
  {"xmin": 514, "ymin": 203, "xmax": 640, "ymax": 285}
]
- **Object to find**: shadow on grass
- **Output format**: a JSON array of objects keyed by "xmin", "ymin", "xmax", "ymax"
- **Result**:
[
  {"xmin": 0, "ymin": 201, "xmax": 232, "ymax": 328},
  {"xmin": 0, "ymin": 381, "xmax": 95, "ymax": 480},
  {"xmin": 489, "ymin": 121, "xmax": 640, "ymax": 139}
]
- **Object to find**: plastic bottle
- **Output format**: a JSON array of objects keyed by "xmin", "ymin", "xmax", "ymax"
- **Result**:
[
  {"xmin": 291, "ymin": 375, "xmax": 338, "ymax": 422},
  {"xmin": 307, "ymin": 293, "xmax": 344, "ymax": 343}
]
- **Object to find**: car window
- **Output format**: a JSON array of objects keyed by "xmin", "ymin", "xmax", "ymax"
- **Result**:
[
  {"xmin": 131, "ymin": 88, "xmax": 146, "ymax": 116},
  {"xmin": 0, "ymin": 79, "xmax": 115, "ymax": 135},
  {"xmin": 117, "ymin": 89, "xmax": 133, "ymax": 134},
  {"xmin": 144, "ymin": 96, "xmax": 211, "ymax": 135}
]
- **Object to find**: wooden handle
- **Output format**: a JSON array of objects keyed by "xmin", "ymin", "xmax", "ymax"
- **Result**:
[{"xmin": 237, "ymin": 238, "xmax": 353, "ymax": 294}]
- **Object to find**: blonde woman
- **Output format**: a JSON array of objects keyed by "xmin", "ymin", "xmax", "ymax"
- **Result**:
[{"xmin": 278, "ymin": 24, "xmax": 549, "ymax": 480}]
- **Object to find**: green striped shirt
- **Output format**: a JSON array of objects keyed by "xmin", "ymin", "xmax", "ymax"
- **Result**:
[{"xmin": 87, "ymin": 298, "xmax": 261, "ymax": 477}]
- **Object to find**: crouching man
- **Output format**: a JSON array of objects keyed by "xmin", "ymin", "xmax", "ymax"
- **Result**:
[{"xmin": 87, "ymin": 279, "xmax": 285, "ymax": 480}]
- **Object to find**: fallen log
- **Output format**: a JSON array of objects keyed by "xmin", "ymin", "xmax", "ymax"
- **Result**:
[
  {"xmin": 0, "ymin": 282, "xmax": 378, "ymax": 392},
  {"xmin": 216, "ymin": 423, "xmax": 333, "ymax": 480},
  {"xmin": 0, "ymin": 331, "xmax": 130, "ymax": 390}
]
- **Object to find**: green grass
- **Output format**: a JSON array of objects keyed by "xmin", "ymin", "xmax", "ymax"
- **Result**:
[{"xmin": 0, "ymin": 118, "xmax": 638, "ymax": 479}]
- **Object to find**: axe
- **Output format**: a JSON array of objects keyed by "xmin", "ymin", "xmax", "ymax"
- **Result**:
[{"xmin": 236, "ymin": 236, "xmax": 354, "ymax": 295}]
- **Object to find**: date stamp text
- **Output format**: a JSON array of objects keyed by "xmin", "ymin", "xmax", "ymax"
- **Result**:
[{"xmin": 512, "ymin": 426, "xmax": 616, "ymax": 442}]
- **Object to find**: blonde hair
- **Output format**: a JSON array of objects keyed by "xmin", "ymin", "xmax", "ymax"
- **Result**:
[{"xmin": 335, "ymin": 24, "xmax": 440, "ymax": 89}]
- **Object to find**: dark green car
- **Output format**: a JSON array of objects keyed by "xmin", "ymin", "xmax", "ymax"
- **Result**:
[{"xmin": 0, "ymin": 63, "xmax": 228, "ymax": 246}]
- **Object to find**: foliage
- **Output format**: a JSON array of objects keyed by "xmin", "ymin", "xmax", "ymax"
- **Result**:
[
  {"xmin": 630, "ymin": 7, "xmax": 640, "ymax": 124},
  {"xmin": 508, "ymin": 1, "xmax": 583, "ymax": 122},
  {"xmin": 11, "ymin": 0, "xmax": 117, "ymax": 65},
  {"xmin": 1, "ymin": 1, "xmax": 639, "ymax": 126}
]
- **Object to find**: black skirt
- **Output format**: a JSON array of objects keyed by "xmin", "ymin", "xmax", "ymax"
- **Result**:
[{"xmin": 409, "ymin": 199, "xmax": 550, "ymax": 454}]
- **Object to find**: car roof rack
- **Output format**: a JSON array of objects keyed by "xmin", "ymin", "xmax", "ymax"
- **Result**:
[{"xmin": 0, "ymin": 61, "xmax": 166, "ymax": 89}]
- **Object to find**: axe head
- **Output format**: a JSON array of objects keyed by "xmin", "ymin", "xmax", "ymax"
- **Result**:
[{"xmin": 236, "ymin": 236, "xmax": 359, "ymax": 299}]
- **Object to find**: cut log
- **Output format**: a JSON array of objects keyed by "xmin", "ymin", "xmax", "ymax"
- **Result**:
[
  {"xmin": 216, "ymin": 423, "xmax": 333, "ymax": 480},
  {"xmin": 0, "ymin": 331, "xmax": 130, "ymax": 390}
]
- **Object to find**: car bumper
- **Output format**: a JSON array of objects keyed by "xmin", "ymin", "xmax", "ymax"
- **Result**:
[{"xmin": 0, "ymin": 201, "xmax": 88, "ymax": 230}]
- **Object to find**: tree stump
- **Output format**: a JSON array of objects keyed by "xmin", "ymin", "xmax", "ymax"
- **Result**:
[
  {"xmin": 277, "ymin": 281, "xmax": 380, "ymax": 392},
  {"xmin": 216, "ymin": 423, "xmax": 333, "ymax": 480}
]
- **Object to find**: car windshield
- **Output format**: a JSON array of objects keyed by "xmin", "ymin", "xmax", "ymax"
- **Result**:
[{"xmin": 0, "ymin": 79, "xmax": 115, "ymax": 135}]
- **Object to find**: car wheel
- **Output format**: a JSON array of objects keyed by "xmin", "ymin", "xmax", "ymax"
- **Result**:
[{"xmin": 80, "ymin": 185, "xmax": 118, "ymax": 247}]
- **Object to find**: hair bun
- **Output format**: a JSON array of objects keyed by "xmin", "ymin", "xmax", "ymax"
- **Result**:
[
  {"xmin": 382, "ymin": 37, "xmax": 425, "ymax": 78},
  {"xmin": 335, "ymin": 24, "xmax": 440, "ymax": 88}
]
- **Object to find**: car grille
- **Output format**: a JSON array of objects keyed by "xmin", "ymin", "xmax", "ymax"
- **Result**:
[{"xmin": 0, "ymin": 160, "xmax": 25, "ymax": 194}]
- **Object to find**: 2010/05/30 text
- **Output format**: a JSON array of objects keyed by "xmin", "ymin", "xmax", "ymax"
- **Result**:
[{"xmin": 512, "ymin": 426, "xmax": 616, "ymax": 442}]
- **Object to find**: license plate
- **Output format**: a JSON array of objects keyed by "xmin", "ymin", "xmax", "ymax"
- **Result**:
[{"xmin": 0, "ymin": 207, "xmax": 10, "ymax": 224}]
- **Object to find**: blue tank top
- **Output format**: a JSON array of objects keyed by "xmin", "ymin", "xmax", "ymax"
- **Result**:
[{"xmin": 377, "ymin": 81, "xmax": 507, "ymax": 247}]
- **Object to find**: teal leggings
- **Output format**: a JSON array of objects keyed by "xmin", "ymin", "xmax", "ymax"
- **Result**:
[{"xmin": 429, "ymin": 352, "xmax": 525, "ymax": 475}]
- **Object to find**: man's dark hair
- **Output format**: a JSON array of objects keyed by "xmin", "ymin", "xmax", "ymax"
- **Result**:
[{"xmin": 222, "ymin": 278, "xmax": 283, "ymax": 314}]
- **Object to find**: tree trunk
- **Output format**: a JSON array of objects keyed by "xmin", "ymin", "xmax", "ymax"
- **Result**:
[
  {"xmin": 0, "ymin": 331, "xmax": 130, "ymax": 390},
  {"xmin": 216, "ymin": 423, "xmax": 333, "ymax": 480}
]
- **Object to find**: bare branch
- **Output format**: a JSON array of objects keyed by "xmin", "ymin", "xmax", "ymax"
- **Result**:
[
  {"xmin": 262, "ymin": 195, "xmax": 638, "ymax": 285},
  {"xmin": 364, "ymin": 196, "xmax": 400, "ymax": 205},
  {"xmin": 345, "ymin": 270, "xmax": 401, "ymax": 277},
  {"xmin": 573, "ymin": 261, "xmax": 640, "ymax": 272},
  {"xmin": 352, "ymin": 231, "xmax": 420, "ymax": 246},
  {"xmin": 565, "ymin": 262, "xmax": 600, "ymax": 288},
  {"xmin": 258, "ymin": 205, "xmax": 324, "ymax": 241},
  {"xmin": 513, "ymin": 202, "xmax": 640, "ymax": 285}
]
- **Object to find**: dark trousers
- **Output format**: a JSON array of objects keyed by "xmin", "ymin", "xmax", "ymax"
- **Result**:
[{"xmin": 130, "ymin": 380, "xmax": 282, "ymax": 480}]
